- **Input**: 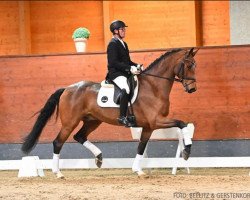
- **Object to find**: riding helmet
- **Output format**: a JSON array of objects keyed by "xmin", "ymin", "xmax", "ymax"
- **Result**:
[{"xmin": 110, "ymin": 20, "xmax": 128, "ymax": 33}]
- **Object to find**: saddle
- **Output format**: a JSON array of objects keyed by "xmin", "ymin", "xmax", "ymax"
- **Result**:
[{"xmin": 97, "ymin": 75, "xmax": 139, "ymax": 108}]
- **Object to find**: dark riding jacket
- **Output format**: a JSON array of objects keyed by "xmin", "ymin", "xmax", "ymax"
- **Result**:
[{"xmin": 106, "ymin": 37, "xmax": 138, "ymax": 80}]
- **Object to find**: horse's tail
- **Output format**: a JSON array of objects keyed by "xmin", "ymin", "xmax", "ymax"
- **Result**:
[{"xmin": 21, "ymin": 88, "xmax": 65, "ymax": 154}]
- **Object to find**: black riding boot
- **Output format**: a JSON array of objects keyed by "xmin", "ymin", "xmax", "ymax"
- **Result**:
[{"xmin": 117, "ymin": 89, "xmax": 132, "ymax": 127}]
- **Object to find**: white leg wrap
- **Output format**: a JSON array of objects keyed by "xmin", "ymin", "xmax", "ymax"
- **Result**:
[
  {"xmin": 182, "ymin": 124, "xmax": 193, "ymax": 146},
  {"xmin": 83, "ymin": 140, "xmax": 102, "ymax": 157},
  {"xmin": 132, "ymin": 154, "xmax": 143, "ymax": 172},
  {"xmin": 52, "ymin": 153, "xmax": 60, "ymax": 173}
]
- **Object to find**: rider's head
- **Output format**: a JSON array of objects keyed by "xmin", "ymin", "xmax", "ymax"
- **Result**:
[{"xmin": 110, "ymin": 20, "xmax": 127, "ymax": 39}]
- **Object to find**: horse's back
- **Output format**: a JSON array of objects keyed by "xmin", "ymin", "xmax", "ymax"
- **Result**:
[
  {"xmin": 60, "ymin": 80, "xmax": 100, "ymax": 107},
  {"xmin": 68, "ymin": 80, "xmax": 100, "ymax": 92}
]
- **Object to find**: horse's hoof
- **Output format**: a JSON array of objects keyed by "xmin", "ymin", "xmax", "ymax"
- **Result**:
[
  {"xmin": 182, "ymin": 149, "xmax": 189, "ymax": 160},
  {"xmin": 134, "ymin": 170, "xmax": 149, "ymax": 178},
  {"xmin": 182, "ymin": 145, "xmax": 191, "ymax": 160},
  {"xmin": 55, "ymin": 171, "xmax": 65, "ymax": 179},
  {"xmin": 95, "ymin": 153, "xmax": 103, "ymax": 168}
]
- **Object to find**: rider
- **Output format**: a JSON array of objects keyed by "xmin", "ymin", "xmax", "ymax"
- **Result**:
[{"xmin": 106, "ymin": 20, "xmax": 141, "ymax": 127}]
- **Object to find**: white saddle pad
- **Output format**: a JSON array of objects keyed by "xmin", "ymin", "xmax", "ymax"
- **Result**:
[{"xmin": 97, "ymin": 76, "xmax": 139, "ymax": 107}]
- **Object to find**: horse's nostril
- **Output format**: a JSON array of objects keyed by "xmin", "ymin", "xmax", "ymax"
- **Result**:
[{"xmin": 188, "ymin": 88, "xmax": 196, "ymax": 93}]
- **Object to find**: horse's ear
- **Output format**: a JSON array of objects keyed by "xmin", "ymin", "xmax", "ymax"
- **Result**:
[{"xmin": 189, "ymin": 48, "xmax": 199, "ymax": 57}]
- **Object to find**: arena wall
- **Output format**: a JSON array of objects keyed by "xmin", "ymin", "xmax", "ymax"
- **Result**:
[
  {"xmin": 0, "ymin": 1, "xmax": 230, "ymax": 55},
  {"xmin": 0, "ymin": 45, "xmax": 249, "ymax": 144}
]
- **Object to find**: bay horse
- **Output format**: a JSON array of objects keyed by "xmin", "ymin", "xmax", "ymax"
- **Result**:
[{"xmin": 22, "ymin": 48, "xmax": 198, "ymax": 178}]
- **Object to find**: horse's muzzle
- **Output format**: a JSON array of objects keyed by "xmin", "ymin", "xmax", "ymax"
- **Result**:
[
  {"xmin": 187, "ymin": 87, "xmax": 196, "ymax": 93},
  {"xmin": 184, "ymin": 81, "xmax": 197, "ymax": 93}
]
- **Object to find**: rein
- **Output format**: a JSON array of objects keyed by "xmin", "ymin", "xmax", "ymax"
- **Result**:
[
  {"xmin": 140, "ymin": 72, "xmax": 182, "ymax": 82},
  {"xmin": 140, "ymin": 58, "xmax": 196, "ymax": 83}
]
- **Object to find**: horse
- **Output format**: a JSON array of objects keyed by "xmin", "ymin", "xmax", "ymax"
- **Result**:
[{"xmin": 21, "ymin": 48, "xmax": 198, "ymax": 178}]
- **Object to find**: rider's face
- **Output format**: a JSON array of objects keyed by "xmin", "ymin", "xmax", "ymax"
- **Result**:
[{"xmin": 115, "ymin": 27, "xmax": 126, "ymax": 39}]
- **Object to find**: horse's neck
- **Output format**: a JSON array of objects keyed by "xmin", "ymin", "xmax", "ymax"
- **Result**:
[
  {"xmin": 150, "ymin": 58, "xmax": 175, "ymax": 94},
  {"xmin": 139, "ymin": 61, "xmax": 175, "ymax": 100},
  {"xmin": 157, "ymin": 59, "xmax": 175, "ymax": 80}
]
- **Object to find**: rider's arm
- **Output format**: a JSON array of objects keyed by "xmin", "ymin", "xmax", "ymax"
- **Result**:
[{"xmin": 124, "ymin": 42, "xmax": 138, "ymax": 67}]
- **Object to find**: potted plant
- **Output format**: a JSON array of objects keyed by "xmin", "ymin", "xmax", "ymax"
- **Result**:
[{"xmin": 72, "ymin": 27, "xmax": 90, "ymax": 52}]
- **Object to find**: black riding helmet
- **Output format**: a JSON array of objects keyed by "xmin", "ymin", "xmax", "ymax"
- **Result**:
[{"xmin": 110, "ymin": 20, "xmax": 128, "ymax": 33}]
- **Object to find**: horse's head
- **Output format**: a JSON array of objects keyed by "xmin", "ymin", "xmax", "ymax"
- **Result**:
[{"xmin": 175, "ymin": 48, "xmax": 198, "ymax": 93}]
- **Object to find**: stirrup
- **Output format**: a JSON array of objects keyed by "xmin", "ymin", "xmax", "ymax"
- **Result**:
[
  {"xmin": 117, "ymin": 116, "xmax": 132, "ymax": 127},
  {"xmin": 127, "ymin": 115, "xmax": 137, "ymax": 127}
]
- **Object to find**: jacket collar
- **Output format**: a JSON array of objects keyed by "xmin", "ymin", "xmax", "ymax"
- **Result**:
[{"xmin": 112, "ymin": 37, "xmax": 126, "ymax": 50}]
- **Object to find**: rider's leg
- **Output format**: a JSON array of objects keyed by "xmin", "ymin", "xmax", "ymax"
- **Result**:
[
  {"xmin": 113, "ymin": 76, "xmax": 131, "ymax": 127},
  {"xmin": 113, "ymin": 76, "xmax": 130, "ymax": 94},
  {"xmin": 117, "ymin": 89, "xmax": 132, "ymax": 126},
  {"xmin": 119, "ymin": 89, "xmax": 129, "ymax": 117}
]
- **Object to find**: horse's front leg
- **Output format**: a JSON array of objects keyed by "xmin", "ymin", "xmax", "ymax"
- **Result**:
[
  {"xmin": 155, "ymin": 118, "xmax": 193, "ymax": 160},
  {"xmin": 132, "ymin": 128, "xmax": 152, "ymax": 177}
]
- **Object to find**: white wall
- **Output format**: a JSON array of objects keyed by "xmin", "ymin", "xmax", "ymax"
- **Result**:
[{"xmin": 230, "ymin": 1, "xmax": 250, "ymax": 45}]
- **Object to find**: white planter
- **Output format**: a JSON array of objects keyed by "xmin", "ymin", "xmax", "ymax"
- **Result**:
[{"xmin": 74, "ymin": 38, "xmax": 88, "ymax": 52}]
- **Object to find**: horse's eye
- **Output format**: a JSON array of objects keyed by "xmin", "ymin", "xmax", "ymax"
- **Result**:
[
  {"xmin": 188, "ymin": 62, "xmax": 196, "ymax": 70},
  {"xmin": 187, "ymin": 65, "xmax": 192, "ymax": 69}
]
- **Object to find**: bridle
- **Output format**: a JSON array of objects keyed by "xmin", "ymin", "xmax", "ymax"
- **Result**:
[
  {"xmin": 140, "ymin": 57, "xmax": 196, "ymax": 85},
  {"xmin": 176, "ymin": 58, "xmax": 196, "ymax": 85}
]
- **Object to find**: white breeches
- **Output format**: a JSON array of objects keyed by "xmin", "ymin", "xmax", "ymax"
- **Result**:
[{"xmin": 113, "ymin": 76, "xmax": 130, "ymax": 94}]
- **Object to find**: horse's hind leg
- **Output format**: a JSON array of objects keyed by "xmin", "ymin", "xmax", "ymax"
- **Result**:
[
  {"xmin": 73, "ymin": 120, "xmax": 103, "ymax": 168},
  {"xmin": 52, "ymin": 122, "xmax": 79, "ymax": 178}
]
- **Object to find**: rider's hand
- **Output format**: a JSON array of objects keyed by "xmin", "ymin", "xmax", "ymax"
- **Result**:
[
  {"xmin": 130, "ymin": 65, "xmax": 140, "ymax": 75},
  {"xmin": 137, "ymin": 64, "xmax": 144, "ymax": 71}
]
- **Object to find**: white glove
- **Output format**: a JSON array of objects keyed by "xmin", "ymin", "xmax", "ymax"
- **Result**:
[
  {"xmin": 137, "ymin": 64, "xmax": 144, "ymax": 71},
  {"xmin": 130, "ymin": 65, "xmax": 140, "ymax": 75}
]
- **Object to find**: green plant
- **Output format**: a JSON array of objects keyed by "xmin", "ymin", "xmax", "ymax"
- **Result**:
[{"xmin": 72, "ymin": 27, "xmax": 90, "ymax": 39}]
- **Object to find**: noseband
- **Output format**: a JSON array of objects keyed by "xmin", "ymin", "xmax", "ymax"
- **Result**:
[{"xmin": 176, "ymin": 58, "xmax": 196, "ymax": 83}]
